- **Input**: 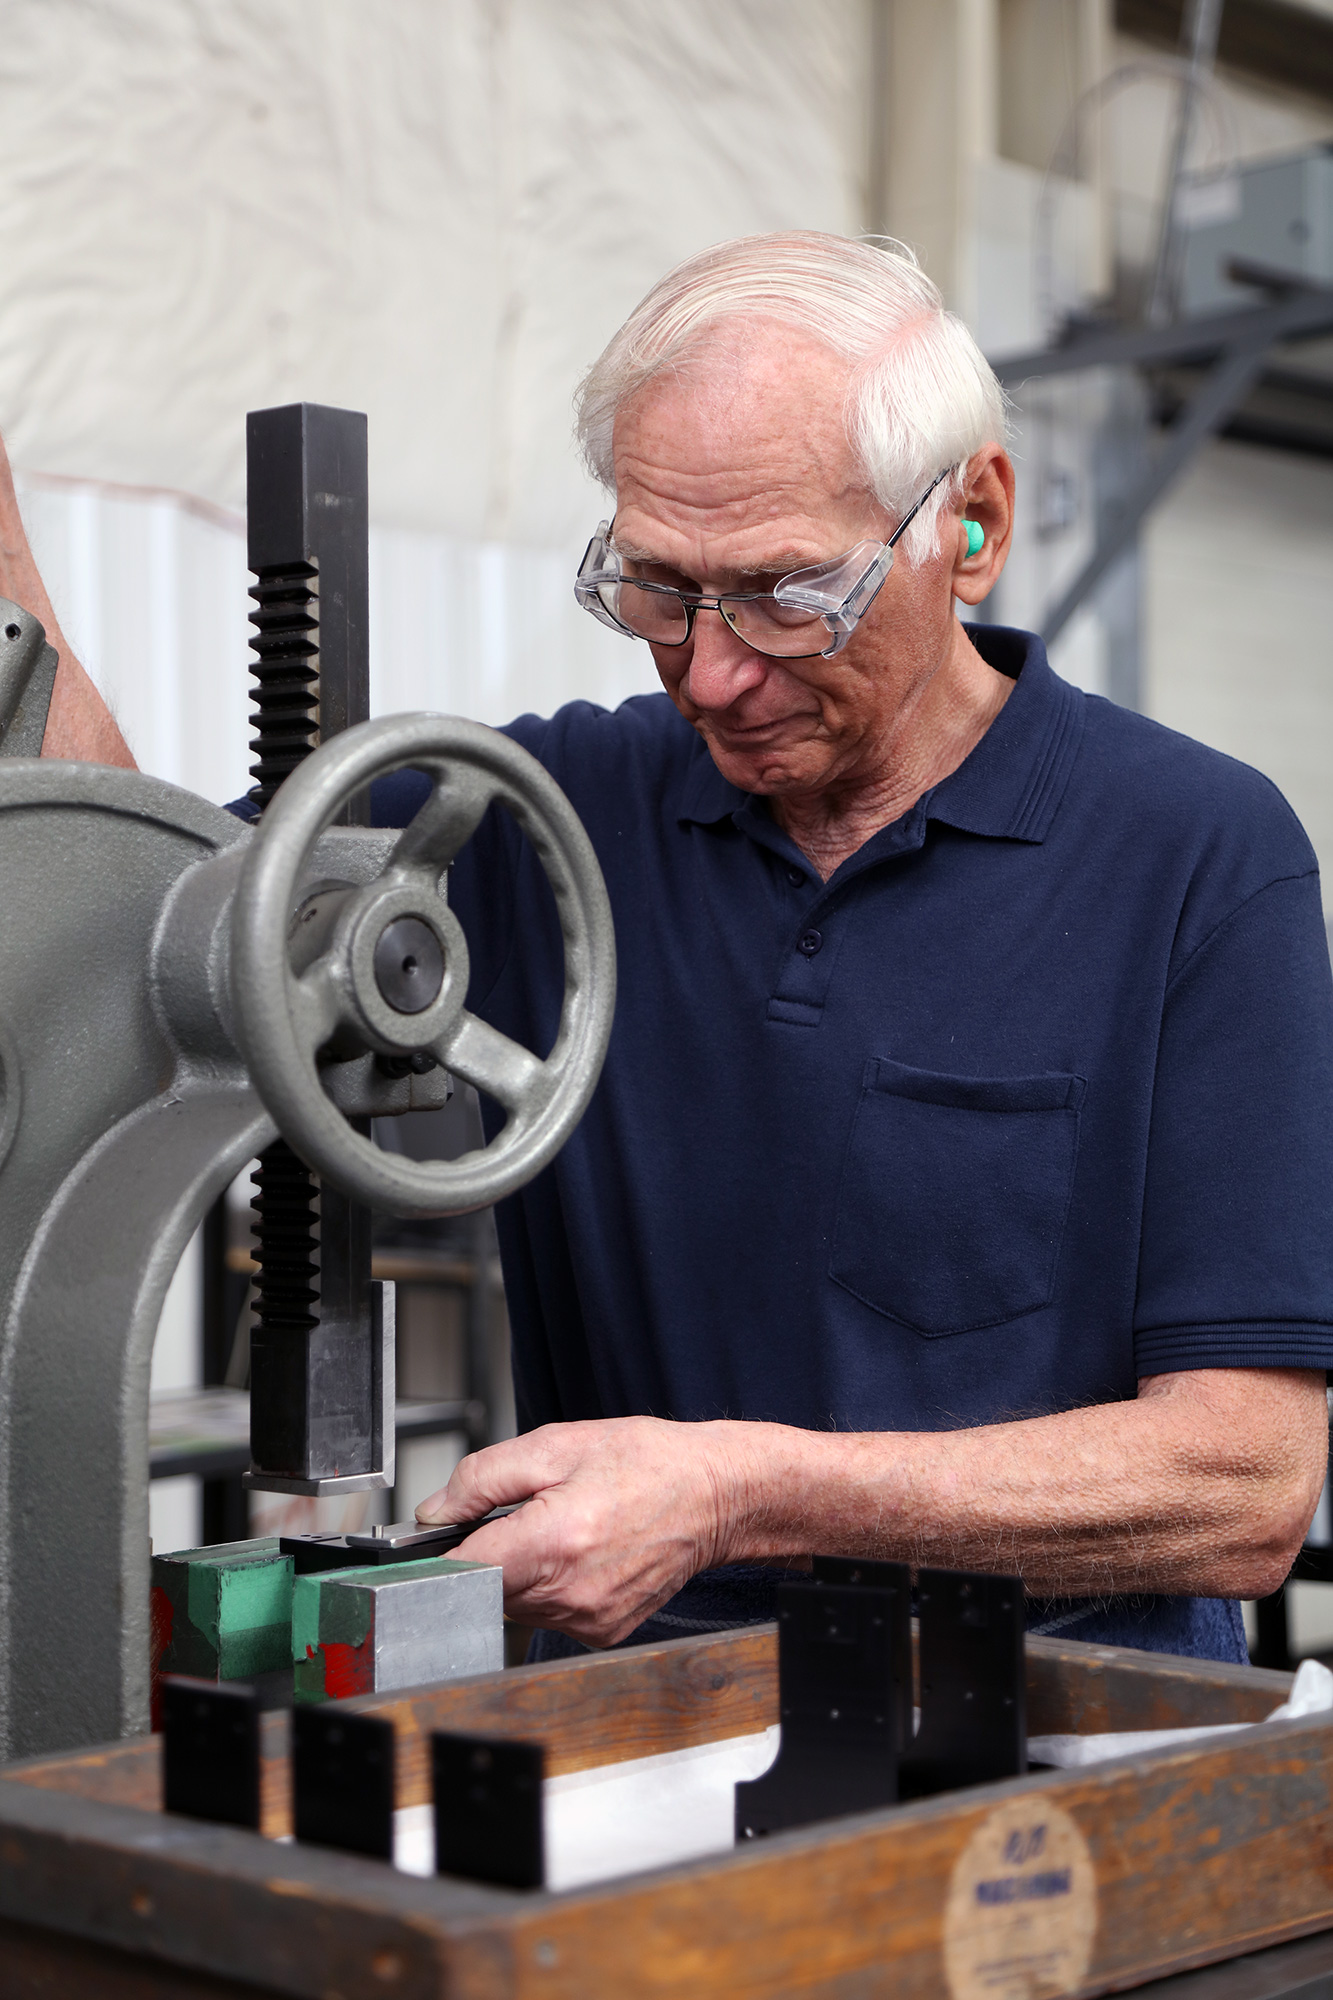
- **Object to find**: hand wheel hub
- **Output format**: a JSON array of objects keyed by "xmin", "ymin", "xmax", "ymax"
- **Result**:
[
  {"xmin": 373, "ymin": 916, "xmax": 445, "ymax": 1014},
  {"xmin": 339, "ymin": 876, "xmax": 470, "ymax": 1053}
]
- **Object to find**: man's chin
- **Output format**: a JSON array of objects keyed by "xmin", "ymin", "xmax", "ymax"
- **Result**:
[{"xmin": 705, "ymin": 740, "xmax": 825, "ymax": 796}]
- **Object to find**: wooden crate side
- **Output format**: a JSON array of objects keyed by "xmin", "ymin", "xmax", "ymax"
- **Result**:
[
  {"xmin": 3, "ymin": 1734, "xmax": 162, "ymax": 1810},
  {"xmin": 0, "ymin": 1776, "xmax": 516, "ymax": 2000},
  {"xmin": 2, "ymin": 1631, "xmax": 775, "ymax": 1842},
  {"xmin": 349, "ymin": 1625, "xmax": 778, "ymax": 1811},
  {"xmin": 5, "ymin": 1627, "xmax": 1292, "ymax": 1836},
  {"xmin": 3, "ymin": 1706, "xmax": 293, "ymax": 1839},
  {"xmin": 2, "ymin": 1716, "xmax": 1331, "ymax": 2000},
  {"xmin": 0, "ymin": 1914, "xmax": 295, "ymax": 2000},
  {"xmin": 1026, "ymin": 1636, "xmax": 1291, "ymax": 1735},
  {"xmin": 458, "ymin": 1717, "xmax": 1333, "ymax": 2000}
]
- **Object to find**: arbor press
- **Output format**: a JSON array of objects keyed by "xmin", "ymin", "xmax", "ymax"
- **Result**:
[{"xmin": 0, "ymin": 402, "xmax": 617, "ymax": 1762}]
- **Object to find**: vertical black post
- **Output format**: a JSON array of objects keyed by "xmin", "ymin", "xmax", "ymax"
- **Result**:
[
  {"xmin": 244, "ymin": 404, "xmax": 381, "ymax": 1494},
  {"xmin": 1253, "ymin": 1587, "xmax": 1292, "ymax": 1672},
  {"xmin": 246, "ymin": 403, "xmax": 369, "ymax": 819},
  {"xmin": 200, "ymin": 1194, "xmax": 249, "ymax": 1543}
]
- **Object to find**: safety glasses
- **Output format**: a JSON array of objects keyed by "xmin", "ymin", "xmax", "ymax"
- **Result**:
[{"xmin": 574, "ymin": 469, "xmax": 950, "ymax": 660}]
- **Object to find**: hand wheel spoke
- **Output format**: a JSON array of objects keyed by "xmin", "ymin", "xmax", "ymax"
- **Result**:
[
  {"xmin": 292, "ymin": 958, "xmax": 347, "ymax": 1059},
  {"xmin": 391, "ymin": 766, "xmax": 498, "ymax": 878},
  {"xmin": 432, "ymin": 1010, "xmax": 547, "ymax": 1119}
]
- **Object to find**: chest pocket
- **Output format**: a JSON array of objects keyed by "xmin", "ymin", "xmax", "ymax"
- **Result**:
[{"xmin": 829, "ymin": 1058, "xmax": 1085, "ymax": 1336}]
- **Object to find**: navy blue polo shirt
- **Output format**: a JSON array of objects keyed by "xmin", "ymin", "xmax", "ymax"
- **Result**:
[{"xmin": 238, "ymin": 627, "xmax": 1333, "ymax": 1661}]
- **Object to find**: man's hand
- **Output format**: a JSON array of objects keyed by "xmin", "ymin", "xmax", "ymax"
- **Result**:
[
  {"xmin": 415, "ymin": 1370, "xmax": 1328, "ymax": 1644},
  {"xmin": 415, "ymin": 1416, "xmax": 749, "ymax": 1646},
  {"xmin": 0, "ymin": 432, "xmax": 135, "ymax": 767}
]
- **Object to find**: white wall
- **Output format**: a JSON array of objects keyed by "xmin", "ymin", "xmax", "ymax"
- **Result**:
[
  {"xmin": 1144, "ymin": 438, "xmax": 1333, "ymax": 888},
  {"xmin": 0, "ymin": 0, "xmax": 863, "ymax": 551},
  {"xmin": 14, "ymin": 469, "xmax": 654, "ymax": 800}
]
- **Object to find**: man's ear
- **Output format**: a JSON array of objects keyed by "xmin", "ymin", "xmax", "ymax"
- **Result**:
[{"xmin": 950, "ymin": 446, "xmax": 1015, "ymax": 607}]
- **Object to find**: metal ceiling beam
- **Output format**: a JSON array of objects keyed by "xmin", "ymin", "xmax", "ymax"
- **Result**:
[
  {"xmin": 991, "ymin": 285, "xmax": 1333, "ymax": 388},
  {"xmin": 989, "ymin": 285, "xmax": 1333, "ymax": 647}
]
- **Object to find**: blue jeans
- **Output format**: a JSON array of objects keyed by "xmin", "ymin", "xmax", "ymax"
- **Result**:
[{"xmin": 525, "ymin": 1564, "xmax": 1249, "ymax": 1665}]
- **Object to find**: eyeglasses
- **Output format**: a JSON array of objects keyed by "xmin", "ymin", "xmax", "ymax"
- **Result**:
[{"xmin": 574, "ymin": 469, "xmax": 950, "ymax": 661}]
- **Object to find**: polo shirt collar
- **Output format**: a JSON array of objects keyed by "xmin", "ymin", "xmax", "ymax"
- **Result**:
[{"xmin": 676, "ymin": 625, "xmax": 1083, "ymax": 848}]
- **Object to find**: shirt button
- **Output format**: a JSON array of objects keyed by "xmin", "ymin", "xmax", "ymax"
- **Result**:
[
  {"xmin": 786, "ymin": 865, "xmax": 804, "ymax": 885},
  {"xmin": 797, "ymin": 929, "xmax": 823, "ymax": 957}
]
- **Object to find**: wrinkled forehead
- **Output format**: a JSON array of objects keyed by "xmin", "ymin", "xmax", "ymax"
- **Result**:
[{"xmin": 610, "ymin": 321, "xmax": 872, "ymax": 537}]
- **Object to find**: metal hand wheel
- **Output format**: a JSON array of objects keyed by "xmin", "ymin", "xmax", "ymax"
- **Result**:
[{"xmin": 230, "ymin": 713, "xmax": 616, "ymax": 1216}]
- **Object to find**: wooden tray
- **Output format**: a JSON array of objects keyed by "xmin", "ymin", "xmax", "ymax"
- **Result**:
[{"xmin": 0, "ymin": 1625, "xmax": 1326, "ymax": 2000}]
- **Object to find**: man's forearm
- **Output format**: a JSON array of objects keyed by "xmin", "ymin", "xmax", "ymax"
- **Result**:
[
  {"xmin": 721, "ymin": 1368, "xmax": 1327, "ymax": 1599},
  {"xmin": 418, "ymin": 1368, "xmax": 1328, "ymax": 1647},
  {"xmin": 0, "ymin": 437, "xmax": 135, "ymax": 767}
]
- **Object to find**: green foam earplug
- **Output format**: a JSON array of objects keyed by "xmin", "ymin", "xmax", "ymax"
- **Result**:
[{"xmin": 964, "ymin": 520, "xmax": 985, "ymax": 556}]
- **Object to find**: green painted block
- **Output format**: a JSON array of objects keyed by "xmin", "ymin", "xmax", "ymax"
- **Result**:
[{"xmin": 151, "ymin": 1537, "xmax": 294, "ymax": 1686}]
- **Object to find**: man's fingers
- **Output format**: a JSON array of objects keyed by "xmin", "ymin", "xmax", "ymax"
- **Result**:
[
  {"xmin": 414, "ymin": 1481, "xmax": 451, "ymax": 1522},
  {"xmin": 414, "ymin": 1435, "xmax": 556, "ymax": 1524},
  {"xmin": 447, "ymin": 1509, "xmax": 549, "ymax": 1595}
]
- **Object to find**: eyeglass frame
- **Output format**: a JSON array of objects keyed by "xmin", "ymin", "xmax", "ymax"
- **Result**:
[{"xmin": 574, "ymin": 467, "xmax": 953, "ymax": 661}]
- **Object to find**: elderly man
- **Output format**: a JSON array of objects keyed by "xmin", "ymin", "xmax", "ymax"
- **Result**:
[{"xmin": 12, "ymin": 232, "xmax": 1332, "ymax": 1664}]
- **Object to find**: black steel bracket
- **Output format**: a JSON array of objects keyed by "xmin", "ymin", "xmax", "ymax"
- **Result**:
[
  {"xmin": 735, "ymin": 1557, "xmax": 911, "ymax": 1841},
  {"xmin": 161, "ymin": 1676, "xmax": 261, "ymax": 1829},
  {"xmin": 735, "ymin": 1561, "xmax": 1026, "ymax": 1840},
  {"xmin": 292, "ymin": 1706, "xmax": 395, "ymax": 1860},
  {"xmin": 900, "ymin": 1568, "xmax": 1026, "ymax": 1800},
  {"xmin": 432, "ymin": 1731, "xmax": 545, "ymax": 1890}
]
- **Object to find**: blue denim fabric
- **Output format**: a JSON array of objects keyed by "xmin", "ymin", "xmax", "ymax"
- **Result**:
[{"xmin": 524, "ymin": 1566, "xmax": 1250, "ymax": 1666}]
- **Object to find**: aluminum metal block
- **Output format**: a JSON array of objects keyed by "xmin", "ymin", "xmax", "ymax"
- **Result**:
[{"xmin": 292, "ymin": 1557, "xmax": 504, "ymax": 1702}]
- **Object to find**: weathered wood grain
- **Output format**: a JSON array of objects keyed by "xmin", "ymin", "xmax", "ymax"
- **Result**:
[
  {"xmin": 5, "ymin": 1706, "xmax": 294, "ymax": 1839},
  {"xmin": 451, "ymin": 1717, "xmax": 1333, "ymax": 2000},
  {"xmin": 1024, "ymin": 1635, "xmax": 1291, "ymax": 1735},
  {"xmin": 348, "ymin": 1623, "xmax": 777, "ymax": 1812},
  {"xmin": 0, "ymin": 1776, "xmax": 514, "ymax": 2000},
  {"xmin": 0, "ymin": 1629, "xmax": 1313, "ymax": 2000},
  {"xmin": 7, "ymin": 1625, "xmax": 1292, "ymax": 1839},
  {"xmin": 4, "ymin": 1732, "xmax": 161, "ymax": 1810},
  {"xmin": 0, "ymin": 1914, "xmax": 293, "ymax": 1999},
  {"xmin": 2, "ymin": 1707, "xmax": 1330, "ymax": 2000}
]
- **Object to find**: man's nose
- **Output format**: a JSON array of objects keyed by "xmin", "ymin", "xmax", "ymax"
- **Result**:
[{"xmin": 680, "ymin": 607, "xmax": 766, "ymax": 712}]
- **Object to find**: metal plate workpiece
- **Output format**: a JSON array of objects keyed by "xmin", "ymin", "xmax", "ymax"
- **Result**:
[
  {"xmin": 160, "ymin": 1677, "xmax": 262, "ymax": 1830},
  {"xmin": 292, "ymin": 1705, "xmax": 394, "ymax": 1860}
]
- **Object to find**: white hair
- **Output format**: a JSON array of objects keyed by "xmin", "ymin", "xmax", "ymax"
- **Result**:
[{"xmin": 575, "ymin": 231, "xmax": 1008, "ymax": 565}]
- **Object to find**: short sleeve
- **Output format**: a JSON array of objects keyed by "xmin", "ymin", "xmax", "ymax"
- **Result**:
[{"xmin": 1134, "ymin": 867, "xmax": 1333, "ymax": 1374}]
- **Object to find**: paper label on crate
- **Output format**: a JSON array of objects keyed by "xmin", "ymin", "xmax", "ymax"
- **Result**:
[{"xmin": 943, "ymin": 1798, "xmax": 1096, "ymax": 2000}]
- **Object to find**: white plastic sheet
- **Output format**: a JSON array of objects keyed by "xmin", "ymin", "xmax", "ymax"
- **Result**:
[
  {"xmin": 1028, "ymin": 1656, "xmax": 1333, "ymax": 1769},
  {"xmin": 392, "ymin": 1725, "xmax": 780, "ymax": 1887}
]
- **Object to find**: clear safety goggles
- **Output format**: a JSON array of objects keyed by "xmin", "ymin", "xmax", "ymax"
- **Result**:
[{"xmin": 574, "ymin": 469, "xmax": 950, "ymax": 661}]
